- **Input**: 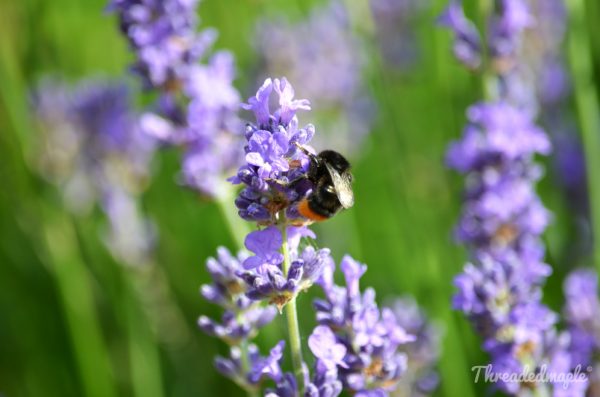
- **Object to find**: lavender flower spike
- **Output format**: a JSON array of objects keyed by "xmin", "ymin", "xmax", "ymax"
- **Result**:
[
  {"xmin": 110, "ymin": 0, "xmax": 243, "ymax": 198},
  {"xmin": 231, "ymin": 77, "xmax": 318, "ymax": 224},
  {"xmin": 313, "ymin": 255, "xmax": 414, "ymax": 396},
  {"xmin": 198, "ymin": 247, "xmax": 278, "ymax": 391},
  {"xmin": 32, "ymin": 79, "xmax": 156, "ymax": 267}
]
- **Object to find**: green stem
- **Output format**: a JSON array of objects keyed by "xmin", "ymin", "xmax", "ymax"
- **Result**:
[
  {"xmin": 42, "ymin": 211, "xmax": 118, "ymax": 397},
  {"xmin": 567, "ymin": 0, "xmax": 600, "ymax": 271},
  {"xmin": 125, "ymin": 278, "xmax": 165, "ymax": 397},
  {"xmin": 280, "ymin": 221, "xmax": 305, "ymax": 393},
  {"xmin": 216, "ymin": 183, "xmax": 251, "ymax": 251}
]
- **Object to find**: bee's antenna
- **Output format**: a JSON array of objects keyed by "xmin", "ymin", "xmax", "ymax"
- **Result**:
[{"xmin": 294, "ymin": 142, "xmax": 319, "ymax": 165}]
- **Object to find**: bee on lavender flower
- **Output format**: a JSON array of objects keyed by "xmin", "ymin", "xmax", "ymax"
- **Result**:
[{"xmin": 294, "ymin": 143, "xmax": 354, "ymax": 222}]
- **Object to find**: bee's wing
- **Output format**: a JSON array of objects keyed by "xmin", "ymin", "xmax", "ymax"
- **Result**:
[{"xmin": 325, "ymin": 162, "xmax": 354, "ymax": 209}]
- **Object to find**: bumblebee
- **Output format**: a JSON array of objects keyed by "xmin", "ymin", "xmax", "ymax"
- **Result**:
[{"xmin": 295, "ymin": 144, "xmax": 354, "ymax": 222}]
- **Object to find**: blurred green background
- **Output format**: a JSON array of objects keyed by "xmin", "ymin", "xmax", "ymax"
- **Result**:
[{"xmin": 1, "ymin": 0, "xmax": 599, "ymax": 396}]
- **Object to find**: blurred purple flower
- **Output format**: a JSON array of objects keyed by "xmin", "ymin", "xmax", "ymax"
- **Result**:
[
  {"xmin": 32, "ymin": 79, "xmax": 156, "ymax": 266},
  {"xmin": 308, "ymin": 326, "xmax": 348, "ymax": 371},
  {"xmin": 447, "ymin": 102, "xmax": 551, "ymax": 265},
  {"xmin": 438, "ymin": 0, "xmax": 482, "ymax": 69},
  {"xmin": 563, "ymin": 270, "xmax": 600, "ymax": 368},
  {"xmin": 446, "ymin": 98, "xmax": 567, "ymax": 394},
  {"xmin": 389, "ymin": 297, "xmax": 441, "ymax": 397},
  {"xmin": 110, "ymin": 0, "xmax": 243, "ymax": 198}
]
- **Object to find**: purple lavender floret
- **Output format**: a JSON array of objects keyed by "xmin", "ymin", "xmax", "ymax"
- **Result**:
[
  {"xmin": 237, "ymin": 226, "xmax": 333, "ymax": 310},
  {"xmin": 230, "ymin": 78, "xmax": 318, "ymax": 224},
  {"xmin": 389, "ymin": 297, "xmax": 441, "ymax": 397},
  {"xmin": 198, "ymin": 304, "xmax": 276, "ymax": 344},
  {"xmin": 312, "ymin": 256, "xmax": 414, "ymax": 396},
  {"xmin": 454, "ymin": 255, "xmax": 558, "ymax": 392},
  {"xmin": 261, "ymin": 329, "xmax": 344, "ymax": 397},
  {"xmin": 438, "ymin": 0, "xmax": 482, "ymax": 69},
  {"xmin": 214, "ymin": 341, "xmax": 287, "ymax": 391},
  {"xmin": 563, "ymin": 270, "xmax": 600, "ymax": 371}
]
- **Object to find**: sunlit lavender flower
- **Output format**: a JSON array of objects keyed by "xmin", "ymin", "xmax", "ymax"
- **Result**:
[
  {"xmin": 32, "ymin": 79, "xmax": 156, "ymax": 266},
  {"xmin": 313, "ymin": 256, "xmax": 415, "ymax": 396},
  {"xmin": 198, "ymin": 247, "xmax": 278, "ymax": 391},
  {"xmin": 236, "ymin": 226, "xmax": 333, "ymax": 310},
  {"xmin": 389, "ymin": 297, "xmax": 441, "ymax": 397},
  {"xmin": 438, "ymin": 0, "xmax": 482, "ymax": 69},
  {"xmin": 111, "ymin": 0, "xmax": 243, "ymax": 198},
  {"xmin": 230, "ymin": 77, "xmax": 316, "ymax": 224},
  {"xmin": 254, "ymin": 2, "xmax": 373, "ymax": 155},
  {"xmin": 369, "ymin": 0, "xmax": 428, "ymax": 69}
]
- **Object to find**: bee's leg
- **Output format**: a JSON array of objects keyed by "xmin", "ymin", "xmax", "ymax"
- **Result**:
[{"xmin": 264, "ymin": 177, "xmax": 288, "ymax": 186}]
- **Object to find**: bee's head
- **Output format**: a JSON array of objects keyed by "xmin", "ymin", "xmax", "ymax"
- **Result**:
[{"xmin": 318, "ymin": 150, "xmax": 351, "ymax": 173}]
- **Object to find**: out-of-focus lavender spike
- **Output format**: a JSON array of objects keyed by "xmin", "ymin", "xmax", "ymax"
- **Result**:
[
  {"xmin": 32, "ymin": 79, "xmax": 157, "ymax": 266},
  {"xmin": 110, "ymin": 0, "xmax": 243, "ymax": 198}
]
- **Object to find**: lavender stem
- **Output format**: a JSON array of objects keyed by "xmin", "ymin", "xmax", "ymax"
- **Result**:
[
  {"xmin": 567, "ymin": 0, "xmax": 600, "ymax": 271},
  {"xmin": 280, "ymin": 217, "xmax": 305, "ymax": 393}
]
